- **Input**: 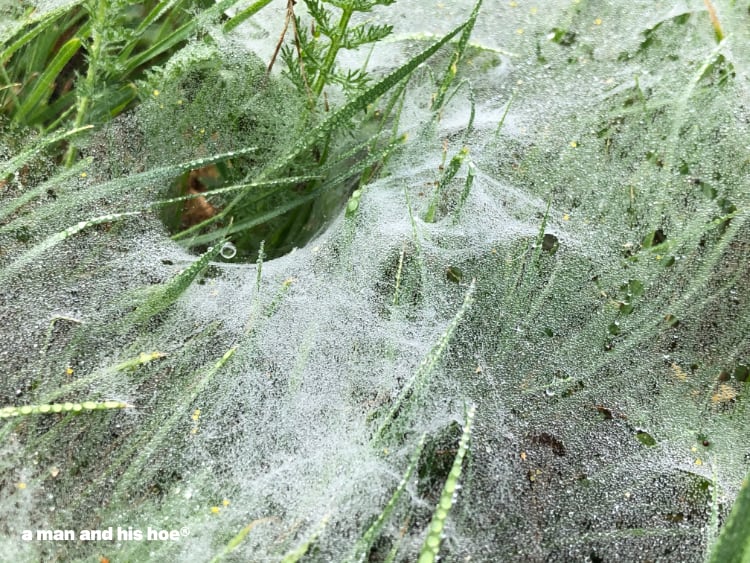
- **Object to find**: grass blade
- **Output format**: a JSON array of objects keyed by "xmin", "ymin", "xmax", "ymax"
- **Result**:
[
  {"xmin": 224, "ymin": 0, "xmax": 274, "ymax": 32},
  {"xmin": 0, "ymin": 125, "xmax": 92, "ymax": 184},
  {"xmin": 418, "ymin": 404, "xmax": 476, "ymax": 563},
  {"xmin": 0, "ymin": 400, "xmax": 129, "ymax": 418},
  {"xmin": 348, "ymin": 434, "xmax": 426, "ymax": 563},
  {"xmin": 374, "ymin": 280, "xmax": 476, "ymax": 444},
  {"xmin": 14, "ymin": 37, "xmax": 81, "ymax": 124},
  {"xmin": 708, "ymin": 472, "xmax": 750, "ymax": 563},
  {"xmin": 280, "ymin": 514, "xmax": 330, "ymax": 563}
]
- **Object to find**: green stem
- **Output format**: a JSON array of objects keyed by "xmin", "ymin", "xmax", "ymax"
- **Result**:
[
  {"xmin": 64, "ymin": 0, "xmax": 108, "ymax": 167},
  {"xmin": 312, "ymin": 5, "xmax": 353, "ymax": 97}
]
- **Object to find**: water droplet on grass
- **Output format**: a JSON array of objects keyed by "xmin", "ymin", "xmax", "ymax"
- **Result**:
[{"xmin": 220, "ymin": 242, "xmax": 237, "ymax": 259}]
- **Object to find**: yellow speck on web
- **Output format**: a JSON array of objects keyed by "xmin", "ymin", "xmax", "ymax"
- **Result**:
[
  {"xmin": 79, "ymin": 172, "xmax": 87, "ymax": 178},
  {"xmin": 530, "ymin": 7, "xmax": 538, "ymax": 14},
  {"xmin": 516, "ymin": 28, "xmax": 524, "ymax": 35},
  {"xmin": 66, "ymin": 367, "xmax": 74, "ymax": 375},
  {"xmin": 712, "ymin": 383, "xmax": 737, "ymax": 404},
  {"xmin": 17, "ymin": 482, "xmax": 26, "ymax": 489},
  {"xmin": 670, "ymin": 363, "xmax": 688, "ymax": 381},
  {"xmin": 509, "ymin": 1, "xmax": 518, "ymax": 6},
  {"xmin": 177, "ymin": 99, "xmax": 183, "ymax": 105},
  {"xmin": 694, "ymin": 458, "xmax": 703, "ymax": 466},
  {"xmin": 594, "ymin": 18, "xmax": 602, "ymax": 25},
  {"xmin": 211, "ymin": 506, "xmax": 220, "ymax": 514},
  {"xmin": 570, "ymin": 141, "xmax": 578, "ymax": 148},
  {"xmin": 520, "ymin": 451, "xmax": 527, "ymax": 461},
  {"xmin": 153, "ymin": 89, "xmax": 159, "ymax": 97},
  {"xmin": 192, "ymin": 409, "xmax": 201, "ymax": 421},
  {"xmin": 563, "ymin": 214, "xmax": 570, "ymax": 221},
  {"xmin": 222, "ymin": 499, "xmax": 230, "ymax": 507}
]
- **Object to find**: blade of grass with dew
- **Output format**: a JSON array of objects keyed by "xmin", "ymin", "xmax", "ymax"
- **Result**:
[
  {"xmin": 708, "ymin": 471, "xmax": 750, "ymax": 563},
  {"xmin": 0, "ymin": 212, "xmax": 141, "ymax": 285},
  {"xmin": 0, "ymin": 148, "xmax": 256, "ymax": 236},
  {"xmin": 0, "ymin": 400, "xmax": 129, "ymax": 418},
  {"xmin": 0, "ymin": 125, "xmax": 92, "ymax": 184},
  {"xmin": 438, "ymin": 78, "xmax": 476, "ymax": 141},
  {"xmin": 430, "ymin": 0, "xmax": 483, "ymax": 112},
  {"xmin": 0, "ymin": 2, "xmax": 81, "ymax": 64},
  {"xmin": 348, "ymin": 433, "xmax": 426, "ymax": 563},
  {"xmin": 424, "ymin": 147, "xmax": 469, "ymax": 223},
  {"xmin": 174, "ymin": 19, "xmax": 470, "ymax": 241},
  {"xmin": 126, "ymin": 241, "xmax": 225, "ymax": 326},
  {"xmin": 374, "ymin": 281, "xmax": 476, "ymax": 444},
  {"xmin": 224, "ymin": 0, "xmax": 274, "ymax": 32},
  {"xmin": 151, "ymin": 174, "xmax": 323, "ymax": 209},
  {"xmin": 0, "ymin": 157, "xmax": 90, "ymax": 223},
  {"xmin": 13, "ymin": 37, "xmax": 81, "ymax": 125},
  {"xmin": 210, "ymin": 517, "xmax": 278, "ymax": 563},
  {"xmin": 118, "ymin": 0, "xmax": 242, "ymax": 77},
  {"xmin": 280, "ymin": 514, "xmax": 330, "ymax": 563},
  {"xmin": 110, "ymin": 345, "xmax": 236, "ymax": 504},
  {"xmin": 418, "ymin": 404, "xmax": 476, "ymax": 563},
  {"xmin": 453, "ymin": 160, "xmax": 476, "ymax": 224},
  {"xmin": 39, "ymin": 350, "xmax": 167, "ymax": 405},
  {"xmin": 182, "ymin": 136, "xmax": 406, "ymax": 246}
]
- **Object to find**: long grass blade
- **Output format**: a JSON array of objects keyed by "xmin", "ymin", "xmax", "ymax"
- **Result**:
[
  {"xmin": 418, "ymin": 405, "xmax": 476, "ymax": 563},
  {"xmin": 14, "ymin": 37, "xmax": 82, "ymax": 124}
]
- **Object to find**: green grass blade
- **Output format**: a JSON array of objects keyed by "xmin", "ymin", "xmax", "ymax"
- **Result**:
[
  {"xmin": 224, "ymin": 0, "xmax": 273, "ymax": 32},
  {"xmin": 0, "ymin": 2, "xmax": 79, "ymax": 63},
  {"xmin": 180, "ymin": 137, "xmax": 405, "ymax": 247},
  {"xmin": 280, "ymin": 514, "xmax": 330, "ymax": 563},
  {"xmin": 374, "ymin": 280, "xmax": 476, "ymax": 444},
  {"xmin": 709, "ymin": 472, "xmax": 750, "ymax": 563},
  {"xmin": 430, "ymin": 0, "xmax": 482, "ymax": 111},
  {"xmin": 14, "ymin": 37, "xmax": 82, "ymax": 124},
  {"xmin": 128, "ymin": 241, "xmax": 225, "ymax": 325},
  {"xmin": 348, "ymin": 434, "xmax": 426, "ymax": 563},
  {"xmin": 209, "ymin": 517, "xmax": 277, "ymax": 563},
  {"xmin": 134, "ymin": 0, "xmax": 184, "ymax": 36},
  {"xmin": 119, "ymin": 0, "xmax": 241, "ymax": 76},
  {"xmin": 111, "ymin": 346, "xmax": 236, "ymax": 503},
  {"xmin": 0, "ymin": 125, "xmax": 92, "ymax": 184},
  {"xmin": 424, "ymin": 147, "xmax": 469, "ymax": 223},
  {"xmin": 0, "ymin": 157, "xmax": 89, "ymax": 223},
  {"xmin": 418, "ymin": 404, "xmax": 476, "ymax": 563},
  {"xmin": 0, "ymin": 400, "xmax": 129, "ymax": 418},
  {"xmin": 0, "ymin": 212, "xmax": 140, "ymax": 285}
]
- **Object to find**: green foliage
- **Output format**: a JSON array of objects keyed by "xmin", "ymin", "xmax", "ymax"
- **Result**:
[
  {"xmin": 282, "ymin": 0, "xmax": 396, "ymax": 100},
  {"xmin": 710, "ymin": 473, "xmax": 750, "ymax": 563},
  {"xmin": 418, "ymin": 405, "xmax": 475, "ymax": 563},
  {"xmin": 0, "ymin": 400, "xmax": 129, "ymax": 418}
]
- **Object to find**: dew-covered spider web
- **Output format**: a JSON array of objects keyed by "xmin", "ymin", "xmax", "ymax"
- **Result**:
[{"xmin": 1, "ymin": 1, "xmax": 750, "ymax": 561}]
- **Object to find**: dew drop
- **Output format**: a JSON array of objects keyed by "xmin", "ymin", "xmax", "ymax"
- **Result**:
[{"xmin": 220, "ymin": 242, "xmax": 237, "ymax": 259}]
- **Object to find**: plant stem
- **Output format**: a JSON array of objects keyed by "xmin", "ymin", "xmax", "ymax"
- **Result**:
[
  {"xmin": 64, "ymin": 0, "xmax": 108, "ymax": 167},
  {"xmin": 312, "ymin": 5, "xmax": 353, "ymax": 98}
]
